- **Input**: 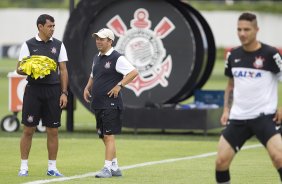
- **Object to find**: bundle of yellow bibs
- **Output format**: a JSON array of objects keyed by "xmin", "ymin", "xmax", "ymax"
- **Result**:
[{"xmin": 19, "ymin": 55, "xmax": 57, "ymax": 79}]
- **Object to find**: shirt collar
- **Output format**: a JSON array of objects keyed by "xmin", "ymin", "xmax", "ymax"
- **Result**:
[
  {"xmin": 98, "ymin": 47, "xmax": 114, "ymax": 56},
  {"xmin": 35, "ymin": 34, "xmax": 53, "ymax": 42}
]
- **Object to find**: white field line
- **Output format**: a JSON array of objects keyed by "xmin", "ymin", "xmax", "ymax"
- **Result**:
[{"xmin": 22, "ymin": 144, "xmax": 262, "ymax": 184}]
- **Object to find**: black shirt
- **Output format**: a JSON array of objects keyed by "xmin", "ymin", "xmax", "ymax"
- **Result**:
[{"xmin": 91, "ymin": 50, "xmax": 124, "ymax": 109}]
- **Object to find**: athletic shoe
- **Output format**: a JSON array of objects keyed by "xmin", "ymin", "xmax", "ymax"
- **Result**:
[
  {"xmin": 18, "ymin": 169, "xmax": 28, "ymax": 176},
  {"xmin": 47, "ymin": 170, "xmax": 64, "ymax": 177},
  {"xmin": 95, "ymin": 167, "xmax": 112, "ymax": 178},
  {"xmin": 111, "ymin": 168, "xmax": 122, "ymax": 177}
]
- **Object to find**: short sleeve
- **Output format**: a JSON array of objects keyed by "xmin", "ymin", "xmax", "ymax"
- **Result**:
[
  {"xmin": 18, "ymin": 42, "xmax": 30, "ymax": 61},
  {"xmin": 277, "ymin": 72, "xmax": 282, "ymax": 82},
  {"xmin": 116, "ymin": 56, "xmax": 135, "ymax": 75},
  {"xmin": 273, "ymin": 51, "xmax": 282, "ymax": 73},
  {"xmin": 58, "ymin": 43, "xmax": 68, "ymax": 62},
  {"xmin": 224, "ymin": 51, "xmax": 233, "ymax": 78},
  {"xmin": 90, "ymin": 61, "xmax": 95, "ymax": 78}
]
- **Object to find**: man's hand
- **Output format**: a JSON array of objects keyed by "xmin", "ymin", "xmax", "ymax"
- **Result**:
[
  {"xmin": 107, "ymin": 85, "xmax": 122, "ymax": 98},
  {"xmin": 273, "ymin": 107, "xmax": 282, "ymax": 124},
  {"xmin": 60, "ymin": 93, "xmax": 68, "ymax": 108},
  {"xmin": 220, "ymin": 108, "xmax": 230, "ymax": 126},
  {"xmin": 83, "ymin": 88, "xmax": 92, "ymax": 103}
]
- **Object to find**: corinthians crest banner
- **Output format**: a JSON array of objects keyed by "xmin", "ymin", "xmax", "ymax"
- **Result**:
[
  {"xmin": 108, "ymin": 8, "xmax": 175, "ymax": 96},
  {"xmin": 63, "ymin": 0, "xmax": 216, "ymax": 109}
]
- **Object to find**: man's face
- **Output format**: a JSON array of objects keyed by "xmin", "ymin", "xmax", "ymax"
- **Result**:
[
  {"xmin": 39, "ymin": 19, "xmax": 55, "ymax": 39},
  {"xmin": 95, "ymin": 37, "xmax": 112, "ymax": 53},
  {"xmin": 237, "ymin": 20, "xmax": 258, "ymax": 47}
]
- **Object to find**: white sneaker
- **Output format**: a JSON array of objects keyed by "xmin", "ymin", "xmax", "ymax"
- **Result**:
[
  {"xmin": 18, "ymin": 169, "xmax": 28, "ymax": 176},
  {"xmin": 95, "ymin": 167, "xmax": 112, "ymax": 178},
  {"xmin": 111, "ymin": 168, "xmax": 122, "ymax": 177}
]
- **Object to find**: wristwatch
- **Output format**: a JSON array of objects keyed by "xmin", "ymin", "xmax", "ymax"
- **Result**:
[
  {"xmin": 118, "ymin": 82, "xmax": 123, "ymax": 88},
  {"xmin": 61, "ymin": 91, "xmax": 68, "ymax": 96}
]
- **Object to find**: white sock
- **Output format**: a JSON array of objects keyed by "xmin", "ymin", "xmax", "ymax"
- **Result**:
[
  {"xmin": 104, "ymin": 160, "xmax": 112, "ymax": 170},
  {"xmin": 20, "ymin": 159, "xmax": 28, "ymax": 170},
  {"xmin": 48, "ymin": 160, "xmax": 57, "ymax": 171},
  {"xmin": 111, "ymin": 158, "xmax": 119, "ymax": 171}
]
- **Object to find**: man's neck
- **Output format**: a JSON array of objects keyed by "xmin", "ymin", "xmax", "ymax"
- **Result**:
[
  {"xmin": 243, "ymin": 41, "xmax": 261, "ymax": 52},
  {"xmin": 100, "ymin": 47, "xmax": 112, "ymax": 56},
  {"xmin": 38, "ymin": 33, "xmax": 50, "ymax": 42}
]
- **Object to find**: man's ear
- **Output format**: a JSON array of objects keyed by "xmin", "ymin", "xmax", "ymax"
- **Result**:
[{"xmin": 38, "ymin": 24, "xmax": 43, "ymax": 30}]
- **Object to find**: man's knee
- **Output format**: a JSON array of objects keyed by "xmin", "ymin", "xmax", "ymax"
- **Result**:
[
  {"xmin": 271, "ymin": 152, "xmax": 282, "ymax": 167},
  {"xmin": 267, "ymin": 134, "xmax": 282, "ymax": 167},
  {"xmin": 23, "ymin": 126, "xmax": 36, "ymax": 137},
  {"xmin": 216, "ymin": 156, "xmax": 230, "ymax": 169},
  {"xmin": 103, "ymin": 135, "xmax": 115, "ymax": 143},
  {"xmin": 46, "ymin": 127, "xmax": 58, "ymax": 136}
]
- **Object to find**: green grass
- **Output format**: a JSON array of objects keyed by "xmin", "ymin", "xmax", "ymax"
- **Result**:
[{"xmin": 0, "ymin": 132, "xmax": 279, "ymax": 184}]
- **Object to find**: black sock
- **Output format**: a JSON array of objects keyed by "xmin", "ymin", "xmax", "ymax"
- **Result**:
[
  {"xmin": 278, "ymin": 168, "xmax": 282, "ymax": 181},
  {"xmin": 216, "ymin": 170, "xmax": 230, "ymax": 183}
]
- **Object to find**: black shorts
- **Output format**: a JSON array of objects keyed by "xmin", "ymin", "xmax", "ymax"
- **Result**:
[
  {"xmin": 222, "ymin": 114, "xmax": 279, "ymax": 153},
  {"xmin": 21, "ymin": 84, "xmax": 62, "ymax": 128},
  {"xmin": 94, "ymin": 109, "xmax": 122, "ymax": 138}
]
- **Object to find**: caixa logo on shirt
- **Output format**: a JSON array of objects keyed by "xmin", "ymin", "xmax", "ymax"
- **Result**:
[
  {"xmin": 273, "ymin": 53, "xmax": 282, "ymax": 71},
  {"xmin": 107, "ymin": 8, "xmax": 175, "ymax": 96},
  {"xmin": 233, "ymin": 70, "xmax": 262, "ymax": 78}
]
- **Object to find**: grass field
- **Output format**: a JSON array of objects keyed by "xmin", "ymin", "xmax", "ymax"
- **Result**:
[
  {"xmin": 0, "ymin": 57, "xmax": 282, "ymax": 184},
  {"xmin": 0, "ymin": 132, "xmax": 281, "ymax": 184}
]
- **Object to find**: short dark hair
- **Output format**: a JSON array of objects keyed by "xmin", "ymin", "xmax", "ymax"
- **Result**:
[
  {"xmin": 238, "ymin": 12, "xmax": 257, "ymax": 22},
  {"xmin": 36, "ymin": 14, "xmax": 54, "ymax": 28}
]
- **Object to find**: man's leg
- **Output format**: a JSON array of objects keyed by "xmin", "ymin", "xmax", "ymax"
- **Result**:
[
  {"xmin": 215, "ymin": 135, "xmax": 235, "ymax": 184},
  {"xmin": 103, "ymin": 135, "xmax": 122, "ymax": 177},
  {"xmin": 47, "ymin": 127, "xmax": 58, "ymax": 160},
  {"xmin": 266, "ymin": 134, "xmax": 282, "ymax": 181},
  {"xmin": 20, "ymin": 126, "xmax": 36, "ymax": 159},
  {"xmin": 95, "ymin": 135, "xmax": 115, "ymax": 178},
  {"xmin": 103, "ymin": 135, "xmax": 116, "ymax": 168},
  {"xmin": 46, "ymin": 127, "xmax": 63, "ymax": 176},
  {"xmin": 19, "ymin": 126, "xmax": 36, "ymax": 176}
]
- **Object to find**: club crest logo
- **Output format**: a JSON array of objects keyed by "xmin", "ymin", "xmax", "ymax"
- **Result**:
[
  {"xmin": 253, "ymin": 56, "xmax": 265, "ymax": 69},
  {"xmin": 51, "ymin": 47, "xmax": 57, "ymax": 54},
  {"xmin": 107, "ymin": 8, "xmax": 175, "ymax": 96},
  {"xmin": 27, "ymin": 115, "xmax": 34, "ymax": 123},
  {"xmin": 105, "ymin": 61, "xmax": 111, "ymax": 69}
]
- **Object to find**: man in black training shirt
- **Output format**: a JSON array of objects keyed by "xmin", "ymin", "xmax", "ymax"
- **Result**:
[
  {"xmin": 84, "ymin": 28, "xmax": 138, "ymax": 178},
  {"xmin": 215, "ymin": 12, "xmax": 282, "ymax": 183},
  {"xmin": 17, "ymin": 14, "xmax": 68, "ymax": 177}
]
